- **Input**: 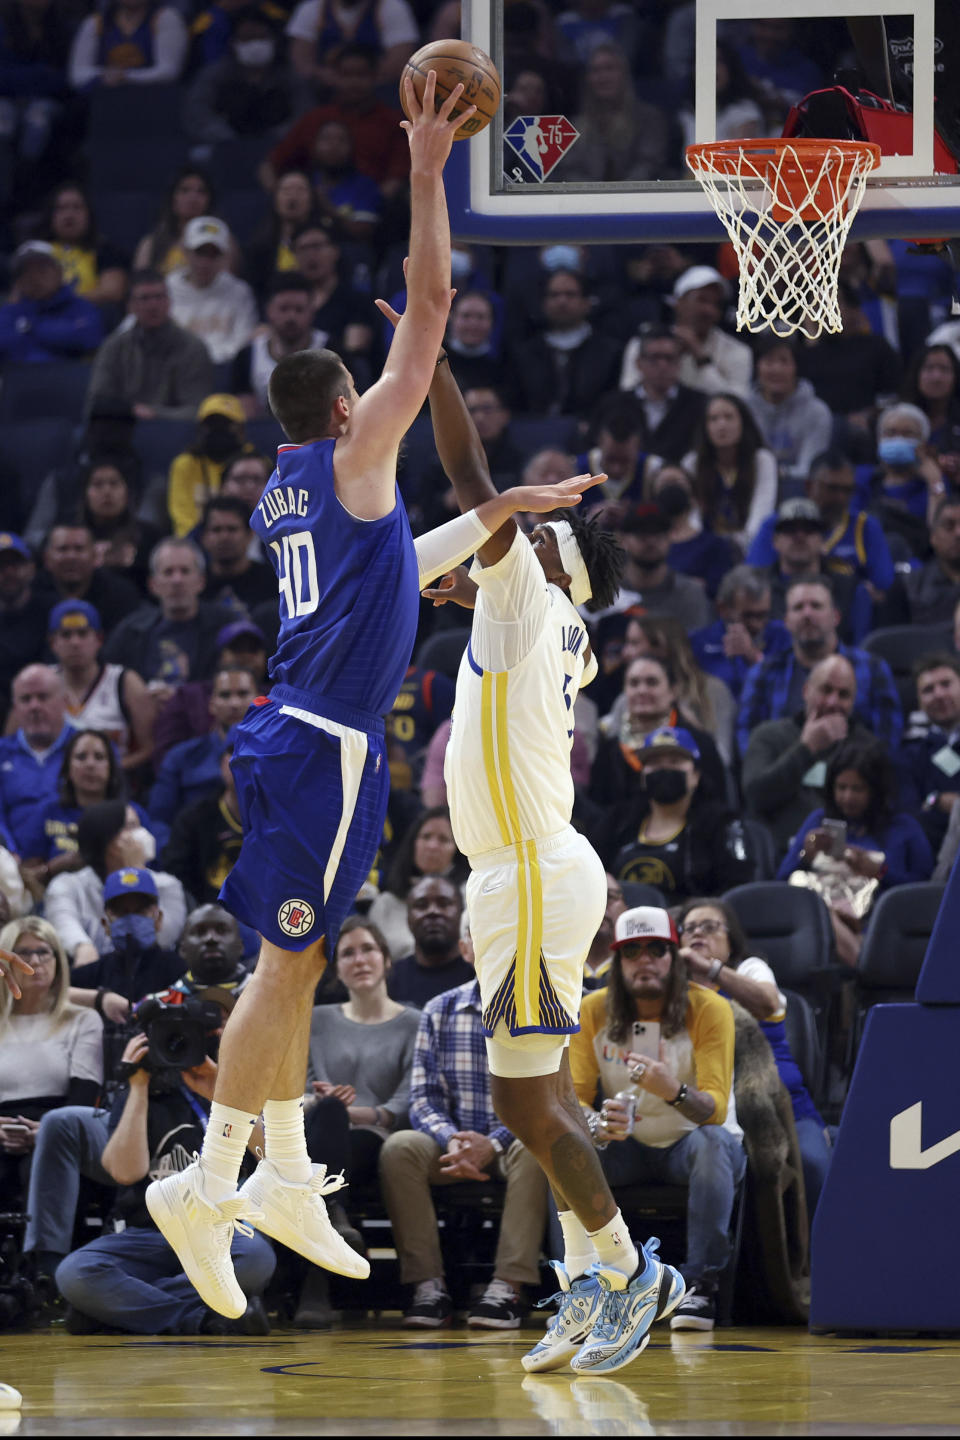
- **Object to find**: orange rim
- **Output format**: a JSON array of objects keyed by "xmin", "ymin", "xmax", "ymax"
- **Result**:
[{"xmin": 687, "ymin": 137, "xmax": 881, "ymax": 203}]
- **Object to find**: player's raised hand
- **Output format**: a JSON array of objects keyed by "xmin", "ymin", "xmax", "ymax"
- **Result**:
[
  {"xmin": 422, "ymin": 566, "xmax": 478, "ymax": 609},
  {"xmin": 400, "ymin": 71, "xmax": 476, "ymax": 172},
  {"xmin": 374, "ymin": 256, "xmax": 456, "ymax": 339},
  {"xmin": 506, "ymin": 472, "xmax": 608, "ymax": 514},
  {"xmin": 0, "ymin": 947, "xmax": 33, "ymax": 1000}
]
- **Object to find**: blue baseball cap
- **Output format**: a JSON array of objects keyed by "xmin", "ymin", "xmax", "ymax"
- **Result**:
[
  {"xmin": 640, "ymin": 726, "xmax": 701, "ymax": 763},
  {"xmin": 0, "ymin": 532, "xmax": 30, "ymax": 560},
  {"xmin": 103, "ymin": 867, "xmax": 158, "ymax": 904},
  {"xmin": 48, "ymin": 598, "xmax": 103, "ymax": 635}
]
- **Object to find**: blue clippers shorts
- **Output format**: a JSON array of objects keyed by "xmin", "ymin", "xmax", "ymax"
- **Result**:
[{"xmin": 220, "ymin": 684, "xmax": 389, "ymax": 954}]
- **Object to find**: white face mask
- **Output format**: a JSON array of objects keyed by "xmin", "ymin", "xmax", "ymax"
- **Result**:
[
  {"xmin": 127, "ymin": 827, "xmax": 157, "ymax": 863},
  {"xmin": 235, "ymin": 38, "xmax": 275, "ymax": 67}
]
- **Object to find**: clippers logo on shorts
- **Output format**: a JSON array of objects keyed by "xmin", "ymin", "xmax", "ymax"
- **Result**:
[
  {"xmin": 278, "ymin": 898, "xmax": 315, "ymax": 938},
  {"xmin": 504, "ymin": 115, "xmax": 579, "ymax": 181}
]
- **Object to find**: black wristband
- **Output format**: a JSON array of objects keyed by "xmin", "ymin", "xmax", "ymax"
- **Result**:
[{"xmin": 669, "ymin": 1083, "xmax": 688, "ymax": 1108}]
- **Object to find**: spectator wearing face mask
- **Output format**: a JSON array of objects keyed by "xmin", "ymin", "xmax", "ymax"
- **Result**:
[
  {"xmin": 182, "ymin": 10, "xmax": 309, "ymax": 143},
  {"xmin": 602, "ymin": 728, "xmax": 752, "ymax": 900},
  {"xmin": 67, "ymin": 867, "xmax": 184, "ymax": 1026},
  {"xmin": 167, "ymin": 394, "xmax": 253, "ymax": 539},
  {"xmin": 864, "ymin": 403, "xmax": 947, "ymax": 558},
  {"xmin": 648, "ymin": 463, "xmax": 738, "ymax": 600},
  {"xmin": 44, "ymin": 799, "xmax": 187, "ymax": 967}
]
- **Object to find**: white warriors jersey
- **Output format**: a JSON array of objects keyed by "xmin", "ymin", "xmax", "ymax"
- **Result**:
[
  {"xmin": 445, "ymin": 526, "xmax": 598, "ymax": 859},
  {"xmin": 61, "ymin": 663, "xmax": 129, "ymax": 756}
]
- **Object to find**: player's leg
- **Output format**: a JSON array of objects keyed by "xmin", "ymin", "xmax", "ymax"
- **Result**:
[
  {"xmin": 236, "ymin": 951, "xmax": 370, "ymax": 1281},
  {"xmin": 145, "ymin": 937, "xmax": 328, "ymax": 1317}
]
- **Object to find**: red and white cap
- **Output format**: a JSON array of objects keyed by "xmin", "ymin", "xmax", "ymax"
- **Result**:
[{"xmin": 612, "ymin": 906, "xmax": 678, "ymax": 950}]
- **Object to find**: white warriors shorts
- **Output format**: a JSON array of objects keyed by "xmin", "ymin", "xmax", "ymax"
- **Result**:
[{"xmin": 466, "ymin": 826, "xmax": 607, "ymax": 1078}]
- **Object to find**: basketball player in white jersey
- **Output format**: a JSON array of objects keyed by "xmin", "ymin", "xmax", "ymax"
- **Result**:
[{"xmin": 378, "ymin": 297, "xmax": 686, "ymax": 1374}]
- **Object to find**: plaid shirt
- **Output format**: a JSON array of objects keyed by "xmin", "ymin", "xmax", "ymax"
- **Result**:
[
  {"xmin": 409, "ymin": 980, "xmax": 514, "ymax": 1152},
  {"xmin": 736, "ymin": 642, "xmax": 902, "ymax": 756}
]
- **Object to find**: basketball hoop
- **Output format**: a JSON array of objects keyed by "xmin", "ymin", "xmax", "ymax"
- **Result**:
[{"xmin": 686, "ymin": 138, "xmax": 882, "ymax": 338}]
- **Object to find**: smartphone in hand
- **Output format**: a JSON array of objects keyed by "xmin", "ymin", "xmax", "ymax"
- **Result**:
[{"xmin": 631, "ymin": 1021, "xmax": 661, "ymax": 1061}]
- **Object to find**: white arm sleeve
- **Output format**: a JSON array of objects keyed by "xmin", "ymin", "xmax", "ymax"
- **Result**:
[
  {"xmin": 415, "ymin": 509, "xmax": 491, "ymax": 590},
  {"xmin": 469, "ymin": 525, "xmax": 552, "ymax": 672}
]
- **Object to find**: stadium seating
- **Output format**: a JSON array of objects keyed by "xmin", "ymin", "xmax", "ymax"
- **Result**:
[
  {"xmin": 849, "ymin": 881, "xmax": 946, "ymax": 1059},
  {"xmin": 0, "ymin": 362, "xmax": 92, "ymax": 425}
]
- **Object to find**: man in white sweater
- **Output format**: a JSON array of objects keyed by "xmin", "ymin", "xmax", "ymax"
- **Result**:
[{"xmin": 167, "ymin": 218, "xmax": 258, "ymax": 366}]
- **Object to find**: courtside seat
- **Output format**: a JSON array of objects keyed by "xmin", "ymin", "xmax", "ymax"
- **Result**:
[
  {"xmin": 723, "ymin": 882, "xmax": 834, "ymax": 992},
  {"xmin": 849, "ymin": 881, "xmax": 945, "ymax": 1060},
  {"xmin": 782, "ymin": 987, "xmax": 825, "ymax": 1109}
]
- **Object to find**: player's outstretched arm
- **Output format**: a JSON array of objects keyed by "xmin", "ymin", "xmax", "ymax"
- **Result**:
[
  {"xmin": 415, "ymin": 473, "xmax": 606, "ymax": 589},
  {"xmin": 337, "ymin": 74, "xmax": 475, "ymax": 507}
]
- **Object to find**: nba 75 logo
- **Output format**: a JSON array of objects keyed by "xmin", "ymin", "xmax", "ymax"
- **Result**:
[
  {"xmin": 504, "ymin": 116, "xmax": 579, "ymax": 182},
  {"xmin": 278, "ymin": 898, "xmax": 315, "ymax": 938}
]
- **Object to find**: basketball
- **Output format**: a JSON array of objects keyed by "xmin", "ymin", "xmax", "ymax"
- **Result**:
[{"xmin": 399, "ymin": 40, "xmax": 501, "ymax": 140}]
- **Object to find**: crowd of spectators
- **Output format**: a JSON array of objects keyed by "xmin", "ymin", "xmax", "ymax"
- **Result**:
[{"xmin": 0, "ymin": 0, "xmax": 957, "ymax": 1337}]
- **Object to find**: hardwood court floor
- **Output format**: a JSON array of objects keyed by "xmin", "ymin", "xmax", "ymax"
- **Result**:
[{"xmin": 3, "ymin": 1322, "xmax": 960, "ymax": 1435}]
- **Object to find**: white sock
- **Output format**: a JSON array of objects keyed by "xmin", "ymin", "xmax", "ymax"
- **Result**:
[
  {"xmin": 262, "ymin": 1097, "xmax": 312, "ymax": 1183},
  {"xmin": 558, "ymin": 1210, "xmax": 599, "ymax": 1281},
  {"xmin": 200, "ymin": 1103, "xmax": 258, "ymax": 1201},
  {"xmin": 587, "ymin": 1209, "xmax": 641, "ymax": 1280}
]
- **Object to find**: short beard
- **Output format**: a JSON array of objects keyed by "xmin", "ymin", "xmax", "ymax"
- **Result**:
[{"xmin": 417, "ymin": 935, "xmax": 457, "ymax": 962}]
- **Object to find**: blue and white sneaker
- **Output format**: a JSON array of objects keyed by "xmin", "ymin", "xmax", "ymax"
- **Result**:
[
  {"xmin": 570, "ymin": 1239, "xmax": 685, "ymax": 1375},
  {"xmin": 520, "ymin": 1261, "xmax": 604, "ymax": 1373}
]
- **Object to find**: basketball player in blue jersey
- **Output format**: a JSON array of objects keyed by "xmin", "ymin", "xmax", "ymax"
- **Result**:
[
  {"xmin": 377, "ymin": 297, "xmax": 685, "ymax": 1373},
  {"xmin": 145, "ymin": 73, "xmax": 609, "ymax": 1319}
]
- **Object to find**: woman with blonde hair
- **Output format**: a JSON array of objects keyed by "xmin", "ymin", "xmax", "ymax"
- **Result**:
[{"xmin": 0, "ymin": 916, "xmax": 103, "ymax": 1202}]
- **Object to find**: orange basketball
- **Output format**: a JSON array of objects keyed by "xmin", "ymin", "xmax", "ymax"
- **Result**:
[{"xmin": 400, "ymin": 39, "xmax": 501, "ymax": 141}]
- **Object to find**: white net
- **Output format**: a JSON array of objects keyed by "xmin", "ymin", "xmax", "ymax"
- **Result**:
[{"xmin": 686, "ymin": 139, "xmax": 881, "ymax": 338}]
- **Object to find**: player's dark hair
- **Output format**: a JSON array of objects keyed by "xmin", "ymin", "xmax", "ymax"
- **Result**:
[
  {"xmin": 267, "ymin": 348, "xmax": 350, "ymax": 443},
  {"xmin": 555, "ymin": 508, "xmax": 626, "ymax": 614}
]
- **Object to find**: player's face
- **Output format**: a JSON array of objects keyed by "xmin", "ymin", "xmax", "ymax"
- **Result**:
[{"xmin": 529, "ymin": 524, "xmax": 566, "ymax": 586}]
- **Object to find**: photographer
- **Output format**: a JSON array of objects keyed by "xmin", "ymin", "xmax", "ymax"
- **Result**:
[
  {"xmin": 55, "ymin": 1007, "xmax": 274, "ymax": 1334},
  {"xmin": 20, "ymin": 902, "xmax": 250, "ymax": 1301}
]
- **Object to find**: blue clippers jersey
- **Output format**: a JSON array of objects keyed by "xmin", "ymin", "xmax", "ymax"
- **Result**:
[{"xmin": 252, "ymin": 440, "xmax": 420, "ymax": 716}]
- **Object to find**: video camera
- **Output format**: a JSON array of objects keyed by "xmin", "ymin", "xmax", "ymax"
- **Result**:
[{"xmin": 126, "ymin": 994, "xmax": 224, "ymax": 1077}]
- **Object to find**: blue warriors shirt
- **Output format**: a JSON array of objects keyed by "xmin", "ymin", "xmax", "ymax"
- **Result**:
[{"xmin": 252, "ymin": 440, "xmax": 420, "ymax": 717}]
